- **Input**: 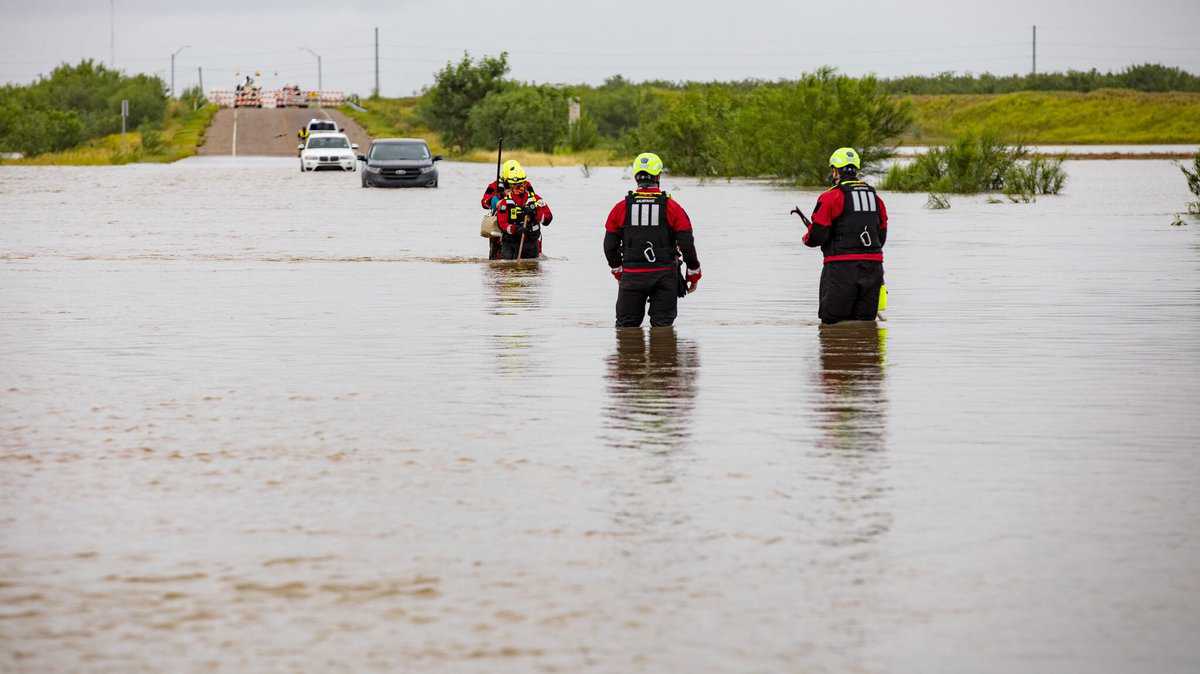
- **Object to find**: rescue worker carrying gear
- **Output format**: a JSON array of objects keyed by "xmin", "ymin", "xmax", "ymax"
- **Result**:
[
  {"xmin": 794, "ymin": 147, "xmax": 889, "ymax": 324},
  {"xmin": 495, "ymin": 177, "xmax": 552, "ymax": 260},
  {"xmin": 481, "ymin": 160, "xmax": 541, "ymax": 260},
  {"xmin": 603, "ymin": 152, "xmax": 702, "ymax": 327}
]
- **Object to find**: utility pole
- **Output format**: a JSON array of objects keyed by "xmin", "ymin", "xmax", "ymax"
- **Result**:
[
  {"xmin": 301, "ymin": 47, "xmax": 322, "ymax": 93},
  {"xmin": 170, "ymin": 45, "xmax": 190, "ymax": 98},
  {"xmin": 1032, "ymin": 25, "xmax": 1037, "ymax": 76},
  {"xmin": 198, "ymin": 66, "xmax": 204, "ymax": 94},
  {"xmin": 373, "ymin": 27, "xmax": 379, "ymax": 98}
]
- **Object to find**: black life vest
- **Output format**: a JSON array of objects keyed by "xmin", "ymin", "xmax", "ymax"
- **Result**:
[
  {"xmin": 823, "ymin": 180, "xmax": 883, "ymax": 259},
  {"xmin": 500, "ymin": 194, "xmax": 542, "ymax": 237},
  {"xmin": 622, "ymin": 191, "xmax": 675, "ymax": 269}
]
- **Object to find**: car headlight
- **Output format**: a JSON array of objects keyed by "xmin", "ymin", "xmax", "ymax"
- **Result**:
[
  {"xmin": 365, "ymin": 165, "xmax": 381, "ymax": 173},
  {"xmin": 420, "ymin": 165, "xmax": 436, "ymax": 174}
]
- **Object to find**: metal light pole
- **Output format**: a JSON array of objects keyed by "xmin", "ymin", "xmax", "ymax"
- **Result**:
[
  {"xmin": 301, "ymin": 47, "xmax": 322, "ymax": 93},
  {"xmin": 170, "ymin": 45, "xmax": 190, "ymax": 98}
]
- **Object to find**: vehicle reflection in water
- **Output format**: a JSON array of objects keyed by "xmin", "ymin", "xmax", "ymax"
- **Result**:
[{"xmin": 814, "ymin": 322, "xmax": 892, "ymax": 550}]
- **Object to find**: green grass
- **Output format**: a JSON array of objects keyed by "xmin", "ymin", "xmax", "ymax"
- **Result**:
[
  {"xmin": 905, "ymin": 90, "xmax": 1200, "ymax": 144},
  {"xmin": 2, "ymin": 102, "xmax": 218, "ymax": 165}
]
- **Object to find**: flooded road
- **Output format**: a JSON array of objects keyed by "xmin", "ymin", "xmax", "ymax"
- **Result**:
[{"xmin": 1, "ymin": 157, "xmax": 1198, "ymax": 673}]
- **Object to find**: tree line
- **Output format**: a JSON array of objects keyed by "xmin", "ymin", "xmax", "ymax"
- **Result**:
[
  {"xmin": 417, "ymin": 55, "xmax": 1198, "ymax": 184},
  {"xmin": 0, "ymin": 60, "xmax": 169, "ymax": 156}
]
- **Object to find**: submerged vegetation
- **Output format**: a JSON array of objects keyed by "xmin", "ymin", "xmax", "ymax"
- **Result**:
[
  {"xmin": 1181, "ymin": 154, "xmax": 1200, "ymax": 215},
  {"xmin": 881, "ymin": 131, "xmax": 1067, "ymax": 196}
]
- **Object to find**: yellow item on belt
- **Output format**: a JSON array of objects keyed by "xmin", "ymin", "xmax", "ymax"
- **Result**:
[{"xmin": 878, "ymin": 284, "xmax": 889, "ymax": 313}]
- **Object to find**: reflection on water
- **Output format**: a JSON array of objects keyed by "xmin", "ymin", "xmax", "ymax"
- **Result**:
[
  {"xmin": 483, "ymin": 260, "xmax": 543, "ymax": 316},
  {"xmin": 603, "ymin": 327, "xmax": 699, "ymax": 456},
  {"xmin": 602, "ymin": 327, "xmax": 700, "ymax": 537},
  {"xmin": 814, "ymin": 322, "xmax": 892, "ymax": 551},
  {"xmin": 815, "ymin": 322, "xmax": 888, "ymax": 452}
]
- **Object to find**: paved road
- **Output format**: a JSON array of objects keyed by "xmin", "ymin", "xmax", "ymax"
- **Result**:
[{"xmin": 198, "ymin": 107, "xmax": 372, "ymax": 157}]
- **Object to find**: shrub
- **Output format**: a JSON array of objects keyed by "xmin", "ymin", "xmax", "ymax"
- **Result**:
[
  {"xmin": 418, "ymin": 52, "xmax": 510, "ymax": 151},
  {"xmin": 624, "ymin": 69, "xmax": 911, "ymax": 183},
  {"xmin": 567, "ymin": 113, "xmax": 599, "ymax": 151},
  {"xmin": 179, "ymin": 85, "xmax": 207, "ymax": 110},
  {"xmin": 1003, "ymin": 155, "xmax": 1067, "ymax": 199},
  {"xmin": 882, "ymin": 130, "xmax": 1066, "ymax": 195},
  {"xmin": 467, "ymin": 85, "xmax": 568, "ymax": 153},
  {"xmin": 139, "ymin": 122, "xmax": 164, "ymax": 154},
  {"xmin": 623, "ymin": 85, "xmax": 736, "ymax": 176},
  {"xmin": 0, "ymin": 60, "xmax": 166, "ymax": 156}
]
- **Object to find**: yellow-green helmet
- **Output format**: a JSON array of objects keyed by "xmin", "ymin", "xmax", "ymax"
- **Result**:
[
  {"xmin": 829, "ymin": 147, "xmax": 861, "ymax": 170},
  {"xmin": 632, "ymin": 152, "xmax": 664, "ymax": 177},
  {"xmin": 501, "ymin": 159, "xmax": 527, "ymax": 184}
]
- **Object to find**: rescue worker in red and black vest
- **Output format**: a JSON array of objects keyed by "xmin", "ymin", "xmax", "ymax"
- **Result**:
[
  {"xmin": 603, "ymin": 152, "xmax": 701, "ymax": 327},
  {"xmin": 797, "ymin": 147, "xmax": 888, "ymax": 324},
  {"xmin": 495, "ymin": 168, "xmax": 552, "ymax": 260}
]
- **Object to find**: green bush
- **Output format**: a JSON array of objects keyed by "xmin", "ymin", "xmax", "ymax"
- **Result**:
[
  {"xmin": 882, "ymin": 130, "xmax": 1067, "ymax": 195},
  {"xmin": 179, "ymin": 85, "xmax": 207, "ymax": 110},
  {"xmin": 418, "ymin": 52, "xmax": 510, "ymax": 151},
  {"xmin": 1003, "ymin": 155, "xmax": 1067, "ymax": 199},
  {"xmin": 467, "ymin": 85, "xmax": 568, "ymax": 153},
  {"xmin": 0, "ymin": 60, "xmax": 166, "ymax": 156},
  {"xmin": 623, "ymin": 85, "xmax": 736, "ymax": 176},
  {"xmin": 567, "ymin": 113, "xmax": 599, "ymax": 151},
  {"xmin": 623, "ymin": 70, "xmax": 910, "ymax": 183},
  {"xmin": 139, "ymin": 122, "xmax": 164, "ymax": 153}
]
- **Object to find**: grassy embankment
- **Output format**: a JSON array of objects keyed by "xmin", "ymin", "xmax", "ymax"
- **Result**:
[
  {"xmin": 1, "ymin": 102, "xmax": 218, "ymax": 166},
  {"xmin": 904, "ymin": 89, "xmax": 1200, "ymax": 145},
  {"xmin": 342, "ymin": 97, "xmax": 622, "ymax": 167}
]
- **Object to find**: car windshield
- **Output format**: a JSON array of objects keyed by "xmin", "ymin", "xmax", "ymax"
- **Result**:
[
  {"xmin": 307, "ymin": 136, "xmax": 349, "ymax": 149},
  {"xmin": 370, "ymin": 143, "xmax": 430, "ymax": 161},
  {"xmin": 309, "ymin": 122, "xmax": 336, "ymax": 131}
]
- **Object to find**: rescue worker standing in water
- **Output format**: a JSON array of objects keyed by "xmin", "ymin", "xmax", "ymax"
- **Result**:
[
  {"xmin": 798, "ymin": 147, "xmax": 888, "ymax": 324},
  {"xmin": 604, "ymin": 152, "xmax": 701, "ymax": 327}
]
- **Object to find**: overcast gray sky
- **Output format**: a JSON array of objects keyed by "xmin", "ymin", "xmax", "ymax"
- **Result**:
[{"xmin": 3, "ymin": 0, "xmax": 1199, "ymax": 94}]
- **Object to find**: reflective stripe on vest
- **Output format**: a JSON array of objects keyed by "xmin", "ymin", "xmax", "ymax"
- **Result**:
[
  {"xmin": 823, "ymin": 181, "xmax": 883, "ymax": 261},
  {"xmin": 622, "ymin": 191, "xmax": 675, "ymax": 268}
]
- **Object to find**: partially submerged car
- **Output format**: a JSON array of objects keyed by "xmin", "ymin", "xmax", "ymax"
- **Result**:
[
  {"xmin": 298, "ymin": 132, "xmax": 358, "ymax": 172},
  {"xmin": 358, "ymin": 138, "xmax": 441, "ymax": 188}
]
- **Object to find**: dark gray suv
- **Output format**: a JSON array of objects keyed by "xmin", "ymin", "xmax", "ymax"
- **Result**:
[{"xmin": 358, "ymin": 138, "xmax": 441, "ymax": 188}]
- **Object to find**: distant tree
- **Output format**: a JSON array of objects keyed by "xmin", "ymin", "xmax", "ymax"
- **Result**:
[
  {"xmin": 468, "ymin": 85, "xmax": 568, "ymax": 153},
  {"xmin": 418, "ymin": 52, "xmax": 510, "ymax": 151}
]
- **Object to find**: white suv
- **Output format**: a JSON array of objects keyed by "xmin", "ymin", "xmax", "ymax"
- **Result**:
[{"xmin": 299, "ymin": 133, "xmax": 358, "ymax": 172}]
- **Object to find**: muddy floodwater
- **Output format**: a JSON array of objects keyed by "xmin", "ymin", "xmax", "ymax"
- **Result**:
[{"xmin": 2, "ymin": 157, "xmax": 1198, "ymax": 673}]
